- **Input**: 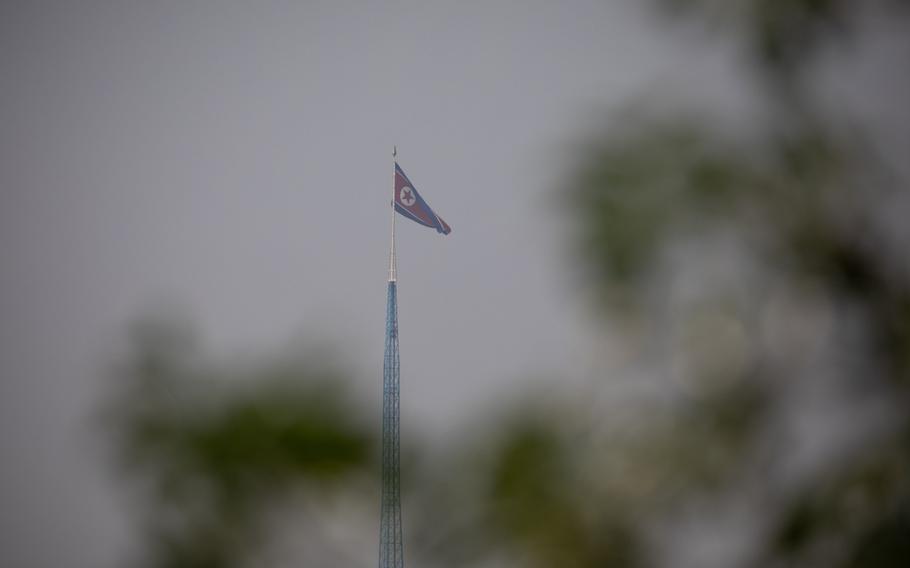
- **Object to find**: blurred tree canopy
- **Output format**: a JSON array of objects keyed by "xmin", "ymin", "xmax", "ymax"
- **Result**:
[
  {"xmin": 101, "ymin": 320, "xmax": 375, "ymax": 567},
  {"xmin": 102, "ymin": 1, "xmax": 909, "ymax": 567},
  {"xmin": 561, "ymin": 0, "xmax": 910, "ymax": 566}
]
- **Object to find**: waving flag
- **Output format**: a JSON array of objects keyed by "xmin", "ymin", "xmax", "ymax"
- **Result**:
[{"xmin": 394, "ymin": 163, "xmax": 451, "ymax": 235}]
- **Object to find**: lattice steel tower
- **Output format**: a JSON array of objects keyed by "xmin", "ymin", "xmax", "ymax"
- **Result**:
[
  {"xmin": 379, "ymin": 279, "xmax": 402, "ymax": 568},
  {"xmin": 379, "ymin": 147, "xmax": 451, "ymax": 568},
  {"xmin": 379, "ymin": 148, "xmax": 404, "ymax": 568}
]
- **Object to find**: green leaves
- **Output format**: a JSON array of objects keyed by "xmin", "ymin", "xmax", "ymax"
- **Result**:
[{"xmin": 101, "ymin": 323, "xmax": 373, "ymax": 568}]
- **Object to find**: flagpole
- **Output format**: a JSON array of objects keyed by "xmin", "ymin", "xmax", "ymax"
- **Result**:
[{"xmin": 389, "ymin": 146, "xmax": 398, "ymax": 283}]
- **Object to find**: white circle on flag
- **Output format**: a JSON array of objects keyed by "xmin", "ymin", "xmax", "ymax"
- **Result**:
[{"xmin": 399, "ymin": 186, "xmax": 416, "ymax": 206}]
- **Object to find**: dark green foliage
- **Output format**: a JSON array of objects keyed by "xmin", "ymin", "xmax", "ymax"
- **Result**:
[
  {"xmin": 562, "ymin": 1, "xmax": 910, "ymax": 566},
  {"xmin": 101, "ymin": 320, "xmax": 373, "ymax": 568},
  {"xmin": 570, "ymin": 119, "xmax": 760, "ymax": 308}
]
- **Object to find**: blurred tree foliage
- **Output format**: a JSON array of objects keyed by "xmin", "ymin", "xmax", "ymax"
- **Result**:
[
  {"xmin": 103, "ymin": 1, "xmax": 909, "ymax": 567},
  {"xmin": 101, "ymin": 320, "xmax": 374, "ymax": 567},
  {"xmin": 559, "ymin": 0, "xmax": 910, "ymax": 566}
]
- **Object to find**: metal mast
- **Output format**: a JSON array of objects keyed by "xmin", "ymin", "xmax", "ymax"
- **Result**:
[{"xmin": 379, "ymin": 146, "xmax": 404, "ymax": 568}]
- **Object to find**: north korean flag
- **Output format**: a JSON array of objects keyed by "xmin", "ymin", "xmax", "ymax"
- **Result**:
[{"xmin": 394, "ymin": 163, "xmax": 451, "ymax": 235}]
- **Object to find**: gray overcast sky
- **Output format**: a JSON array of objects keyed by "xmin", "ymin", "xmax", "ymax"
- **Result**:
[{"xmin": 0, "ymin": 1, "xmax": 747, "ymax": 566}]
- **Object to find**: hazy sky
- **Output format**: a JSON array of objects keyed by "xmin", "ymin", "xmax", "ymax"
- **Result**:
[{"xmin": 0, "ymin": 1, "xmax": 751, "ymax": 566}]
